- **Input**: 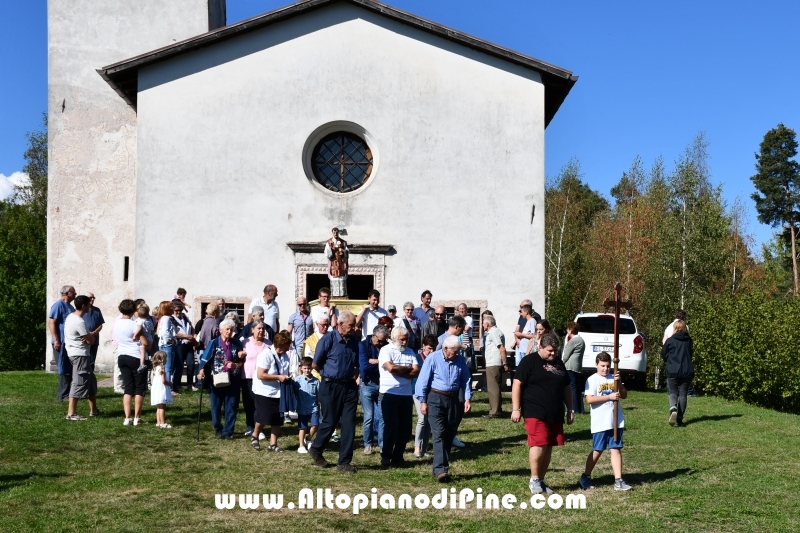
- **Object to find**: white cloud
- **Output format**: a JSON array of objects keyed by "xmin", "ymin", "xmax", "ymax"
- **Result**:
[{"xmin": 0, "ymin": 172, "xmax": 30, "ymax": 201}]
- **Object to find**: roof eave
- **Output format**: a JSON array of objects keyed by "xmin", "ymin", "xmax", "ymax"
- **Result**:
[{"xmin": 96, "ymin": 0, "xmax": 577, "ymax": 126}]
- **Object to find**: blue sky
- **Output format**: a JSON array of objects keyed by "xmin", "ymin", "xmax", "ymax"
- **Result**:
[{"xmin": 2, "ymin": 0, "xmax": 799, "ymax": 250}]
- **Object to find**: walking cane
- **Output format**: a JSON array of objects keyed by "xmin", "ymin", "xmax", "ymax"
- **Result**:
[{"xmin": 196, "ymin": 380, "xmax": 204, "ymax": 441}]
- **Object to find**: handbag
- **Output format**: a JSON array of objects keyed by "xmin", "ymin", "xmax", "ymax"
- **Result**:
[{"xmin": 213, "ymin": 370, "xmax": 230, "ymax": 387}]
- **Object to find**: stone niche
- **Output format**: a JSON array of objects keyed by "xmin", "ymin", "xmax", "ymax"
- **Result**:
[{"xmin": 288, "ymin": 242, "xmax": 392, "ymax": 302}]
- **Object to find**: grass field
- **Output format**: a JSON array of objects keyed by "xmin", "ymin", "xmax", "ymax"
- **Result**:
[{"xmin": 1, "ymin": 371, "xmax": 799, "ymax": 532}]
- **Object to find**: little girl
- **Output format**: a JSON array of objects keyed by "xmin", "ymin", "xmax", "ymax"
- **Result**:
[{"xmin": 150, "ymin": 351, "xmax": 173, "ymax": 428}]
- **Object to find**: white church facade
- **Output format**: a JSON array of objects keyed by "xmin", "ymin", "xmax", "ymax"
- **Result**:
[{"xmin": 48, "ymin": 0, "xmax": 576, "ymax": 371}]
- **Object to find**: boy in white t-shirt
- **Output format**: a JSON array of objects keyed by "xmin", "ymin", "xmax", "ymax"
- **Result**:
[{"xmin": 579, "ymin": 351, "xmax": 631, "ymax": 491}]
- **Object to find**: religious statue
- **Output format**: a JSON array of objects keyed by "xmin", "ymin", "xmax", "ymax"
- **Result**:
[{"xmin": 325, "ymin": 227, "xmax": 349, "ymax": 298}]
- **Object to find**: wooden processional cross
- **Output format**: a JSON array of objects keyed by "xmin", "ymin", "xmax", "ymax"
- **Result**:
[{"xmin": 602, "ymin": 283, "xmax": 632, "ymax": 442}]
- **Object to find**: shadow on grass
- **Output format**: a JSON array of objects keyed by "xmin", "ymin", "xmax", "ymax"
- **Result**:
[
  {"xmin": 571, "ymin": 468, "xmax": 694, "ymax": 489},
  {"xmin": 566, "ymin": 429, "xmax": 592, "ymax": 442},
  {"xmin": 683, "ymin": 414, "xmax": 742, "ymax": 426},
  {"xmin": 451, "ymin": 468, "xmax": 532, "ymax": 481},
  {"xmin": 0, "ymin": 472, "xmax": 67, "ymax": 492}
]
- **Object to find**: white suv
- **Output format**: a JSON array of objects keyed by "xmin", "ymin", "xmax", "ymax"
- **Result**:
[{"xmin": 574, "ymin": 312, "xmax": 647, "ymax": 388}]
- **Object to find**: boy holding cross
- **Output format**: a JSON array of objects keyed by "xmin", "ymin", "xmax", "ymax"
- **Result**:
[{"xmin": 579, "ymin": 351, "xmax": 632, "ymax": 491}]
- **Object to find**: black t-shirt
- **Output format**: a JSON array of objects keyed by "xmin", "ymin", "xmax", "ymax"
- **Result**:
[{"xmin": 515, "ymin": 353, "xmax": 569, "ymax": 422}]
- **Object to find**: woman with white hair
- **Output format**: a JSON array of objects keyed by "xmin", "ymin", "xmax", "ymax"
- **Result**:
[
  {"xmin": 197, "ymin": 319, "xmax": 246, "ymax": 439},
  {"xmin": 377, "ymin": 326, "xmax": 420, "ymax": 468}
]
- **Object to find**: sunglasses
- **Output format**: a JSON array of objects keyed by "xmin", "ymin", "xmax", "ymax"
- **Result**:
[{"xmin": 434, "ymin": 313, "xmax": 445, "ymax": 317}]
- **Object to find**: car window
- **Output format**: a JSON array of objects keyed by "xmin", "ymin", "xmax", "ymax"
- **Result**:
[{"xmin": 577, "ymin": 316, "xmax": 636, "ymax": 335}]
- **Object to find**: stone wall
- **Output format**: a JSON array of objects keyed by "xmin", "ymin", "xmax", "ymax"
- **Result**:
[{"xmin": 47, "ymin": 0, "xmax": 226, "ymax": 372}]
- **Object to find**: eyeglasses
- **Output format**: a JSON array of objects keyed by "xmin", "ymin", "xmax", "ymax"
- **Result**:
[{"xmin": 435, "ymin": 313, "xmax": 445, "ymax": 317}]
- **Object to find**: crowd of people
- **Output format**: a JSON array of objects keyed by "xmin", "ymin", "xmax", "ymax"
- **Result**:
[{"xmin": 49, "ymin": 284, "xmax": 695, "ymax": 492}]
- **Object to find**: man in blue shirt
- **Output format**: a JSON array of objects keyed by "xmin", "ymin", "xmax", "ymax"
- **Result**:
[
  {"xmin": 309, "ymin": 311, "xmax": 360, "ymax": 473},
  {"xmin": 413, "ymin": 290, "xmax": 434, "ymax": 328},
  {"xmin": 83, "ymin": 292, "xmax": 105, "ymax": 372},
  {"xmin": 49, "ymin": 285, "xmax": 76, "ymax": 401},
  {"xmin": 436, "ymin": 315, "xmax": 470, "ymax": 449},
  {"xmin": 286, "ymin": 297, "xmax": 314, "ymax": 354},
  {"xmin": 359, "ymin": 324, "xmax": 390, "ymax": 455},
  {"xmin": 415, "ymin": 335, "xmax": 472, "ymax": 483}
]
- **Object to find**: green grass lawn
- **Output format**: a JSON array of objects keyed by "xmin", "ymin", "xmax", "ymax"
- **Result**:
[{"xmin": 1, "ymin": 372, "xmax": 799, "ymax": 532}]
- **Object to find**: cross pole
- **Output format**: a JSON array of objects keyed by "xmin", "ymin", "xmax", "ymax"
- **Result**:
[{"xmin": 602, "ymin": 283, "xmax": 632, "ymax": 442}]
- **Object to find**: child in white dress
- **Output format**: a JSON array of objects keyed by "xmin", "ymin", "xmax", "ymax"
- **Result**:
[{"xmin": 150, "ymin": 351, "xmax": 173, "ymax": 428}]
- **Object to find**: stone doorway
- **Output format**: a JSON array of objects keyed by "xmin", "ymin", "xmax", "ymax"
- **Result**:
[{"xmin": 304, "ymin": 273, "xmax": 374, "ymax": 300}]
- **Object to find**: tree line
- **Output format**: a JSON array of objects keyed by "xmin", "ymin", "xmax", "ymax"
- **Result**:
[
  {"xmin": 0, "ymin": 115, "xmax": 47, "ymax": 371},
  {"xmin": 544, "ymin": 126, "xmax": 800, "ymax": 414}
]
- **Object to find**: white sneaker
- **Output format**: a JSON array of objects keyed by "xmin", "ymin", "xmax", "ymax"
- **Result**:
[
  {"xmin": 452, "ymin": 436, "xmax": 466, "ymax": 448},
  {"xmin": 305, "ymin": 438, "xmax": 312, "ymax": 449},
  {"xmin": 297, "ymin": 446, "xmax": 308, "ymax": 454},
  {"xmin": 133, "ymin": 418, "xmax": 144, "ymax": 426},
  {"xmin": 123, "ymin": 418, "xmax": 132, "ymax": 426},
  {"xmin": 258, "ymin": 432, "xmax": 267, "ymax": 440}
]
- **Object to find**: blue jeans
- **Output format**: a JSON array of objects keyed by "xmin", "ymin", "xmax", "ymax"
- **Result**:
[
  {"xmin": 209, "ymin": 376, "xmax": 241, "ymax": 437},
  {"xmin": 162, "ymin": 345, "xmax": 177, "ymax": 384},
  {"xmin": 360, "ymin": 381, "xmax": 383, "ymax": 449}
]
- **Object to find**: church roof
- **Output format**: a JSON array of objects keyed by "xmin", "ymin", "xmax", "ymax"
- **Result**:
[{"xmin": 98, "ymin": 0, "xmax": 577, "ymax": 127}]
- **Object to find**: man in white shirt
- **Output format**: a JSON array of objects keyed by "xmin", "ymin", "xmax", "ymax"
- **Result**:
[
  {"xmin": 248, "ymin": 284, "xmax": 280, "ymax": 331},
  {"xmin": 310, "ymin": 287, "xmax": 338, "ymax": 333},
  {"xmin": 64, "ymin": 295, "xmax": 99, "ymax": 420},
  {"xmin": 482, "ymin": 315, "xmax": 508, "ymax": 418},
  {"xmin": 457, "ymin": 303, "xmax": 476, "ymax": 371},
  {"xmin": 356, "ymin": 289, "xmax": 387, "ymax": 340},
  {"xmin": 662, "ymin": 309, "xmax": 688, "ymax": 344},
  {"xmin": 515, "ymin": 304, "xmax": 537, "ymax": 365},
  {"xmin": 378, "ymin": 326, "xmax": 419, "ymax": 468}
]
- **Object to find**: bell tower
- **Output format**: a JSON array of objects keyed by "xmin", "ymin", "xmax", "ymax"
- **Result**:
[{"xmin": 46, "ymin": 0, "xmax": 226, "ymax": 372}]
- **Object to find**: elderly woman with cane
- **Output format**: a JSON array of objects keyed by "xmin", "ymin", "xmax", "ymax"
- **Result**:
[{"xmin": 197, "ymin": 319, "xmax": 245, "ymax": 439}]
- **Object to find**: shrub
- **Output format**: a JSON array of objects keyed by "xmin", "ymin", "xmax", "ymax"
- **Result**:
[
  {"xmin": 691, "ymin": 292, "xmax": 800, "ymax": 414},
  {"xmin": 0, "ymin": 202, "xmax": 47, "ymax": 371}
]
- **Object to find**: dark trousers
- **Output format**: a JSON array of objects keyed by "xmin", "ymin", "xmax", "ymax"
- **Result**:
[
  {"xmin": 209, "ymin": 377, "xmax": 241, "ymax": 437},
  {"xmin": 241, "ymin": 378, "xmax": 256, "ymax": 431},
  {"xmin": 427, "ymin": 391, "xmax": 460, "ymax": 475},
  {"xmin": 667, "ymin": 377, "xmax": 692, "ymax": 423},
  {"xmin": 55, "ymin": 346, "xmax": 71, "ymax": 401},
  {"xmin": 379, "ymin": 393, "xmax": 413, "ymax": 463},
  {"xmin": 57, "ymin": 374, "xmax": 72, "ymax": 402},
  {"xmin": 567, "ymin": 370, "xmax": 585, "ymax": 414},
  {"xmin": 175, "ymin": 343, "xmax": 193, "ymax": 392},
  {"xmin": 89, "ymin": 344, "xmax": 99, "ymax": 372},
  {"xmin": 311, "ymin": 380, "xmax": 358, "ymax": 465},
  {"xmin": 455, "ymin": 388, "xmax": 465, "ymax": 432}
]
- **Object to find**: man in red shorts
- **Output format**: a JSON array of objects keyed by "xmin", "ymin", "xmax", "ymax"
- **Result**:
[{"xmin": 511, "ymin": 332, "xmax": 574, "ymax": 494}]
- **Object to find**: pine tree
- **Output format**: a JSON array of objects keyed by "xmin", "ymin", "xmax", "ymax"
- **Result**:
[{"xmin": 751, "ymin": 123, "xmax": 800, "ymax": 294}]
